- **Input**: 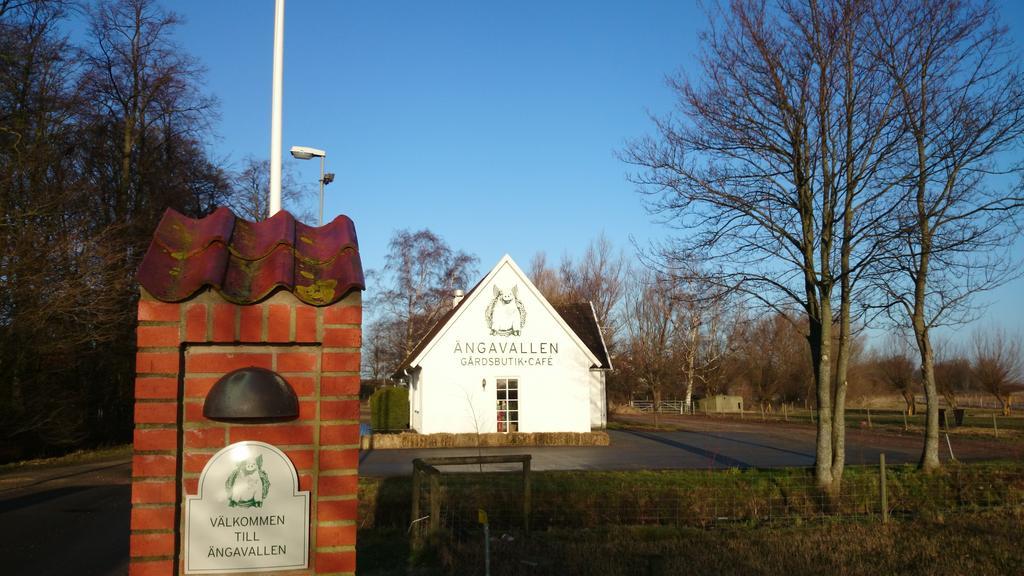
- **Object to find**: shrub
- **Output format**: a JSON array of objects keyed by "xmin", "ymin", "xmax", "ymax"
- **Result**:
[
  {"xmin": 370, "ymin": 387, "xmax": 409, "ymax": 431},
  {"xmin": 359, "ymin": 379, "xmax": 379, "ymax": 400}
]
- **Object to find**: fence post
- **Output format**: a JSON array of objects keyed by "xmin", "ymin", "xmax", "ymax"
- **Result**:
[
  {"xmin": 867, "ymin": 407, "xmax": 872, "ymax": 429},
  {"xmin": 523, "ymin": 456, "xmax": 532, "ymax": 534},
  {"xmin": 993, "ymin": 412, "xmax": 999, "ymax": 438},
  {"xmin": 783, "ymin": 403, "xmax": 788, "ymax": 422},
  {"xmin": 411, "ymin": 464, "xmax": 421, "ymax": 517},
  {"xmin": 481, "ymin": 510, "xmax": 491, "ymax": 576},
  {"xmin": 430, "ymin": 470, "xmax": 441, "ymax": 534},
  {"xmin": 879, "ymin": 453, "xmax": 888, "ymax": 524}
]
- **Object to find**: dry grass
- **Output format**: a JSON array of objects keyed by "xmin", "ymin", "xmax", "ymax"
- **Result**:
[
  {"xmin": 359, "ymin": 511, "xmax": 1024, "ymax": 575},
  {"xmin": 440, "ymin": 511, "xmax": 1024, "ymax": 575},
  {"xmin": 357, "ymin": 462, "xmax": 1024, "ymax": 574},
  {"xmin": 361, "ymin": 431, "xmax": 610, "ymax": 449},
  {"xmin": 0, "ymin": 443, "xmax": 132, "ymax": 472},
  {"xmin": 608, "ymin": 402, "xmax": 644, "ymax": 415}
]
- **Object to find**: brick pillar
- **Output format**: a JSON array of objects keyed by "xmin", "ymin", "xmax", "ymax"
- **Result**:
[{"xmin": 130, "ymin": 289, "xmax": 361, "ymax": 575}]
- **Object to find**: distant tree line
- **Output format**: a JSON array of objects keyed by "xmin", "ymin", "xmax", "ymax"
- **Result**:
[{"xmin": 0, "ymin": 0, "xmax": 309, "ymax": 461}]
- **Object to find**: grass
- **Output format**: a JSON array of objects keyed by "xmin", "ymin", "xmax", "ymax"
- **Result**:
[
  {"xmin": 365, "ymin": 510, "xmax": 1023, "ymax": 575},
  {"xmin": 357, "ymin": 462, "xmax": 1024, "ymax": 574},
  {"xmin": 361, "ymin": 462, "xmax": 1024, "ymax": 530},
  {"xmin": 0, "ymin": 443, "xmax": 132, "ymax": 472}
]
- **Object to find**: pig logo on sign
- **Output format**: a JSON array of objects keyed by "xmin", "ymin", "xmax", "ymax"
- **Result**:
[
  {"xmin": 485, "ymin": 285, "xmax": 527, "ymax": 336},
  {"xmin": 225, "ymin": 454, "xmax": 270, "ymax": 508}
]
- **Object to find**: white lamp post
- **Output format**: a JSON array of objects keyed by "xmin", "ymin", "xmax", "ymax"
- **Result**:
[
  {"xmin": 289, "ymin": 146, "xmax": 334, "ymax": 225},
  {"xmin": 269, "ymin": 0, "xmax": 285, "ymax": 216}
]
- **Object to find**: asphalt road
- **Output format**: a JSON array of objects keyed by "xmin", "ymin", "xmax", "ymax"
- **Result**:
[
  {"xmin": 357, "ymin": 425, "xmax": 938, "ymax": 476},
  {"xmin": 0, "ymin": 455, "xmax": 131, "ymax": 576}
]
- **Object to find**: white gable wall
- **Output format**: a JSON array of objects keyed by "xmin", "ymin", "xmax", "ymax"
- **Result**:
[
  {"xmin": 408, "ymin": 256, "xmax": 601, "ymax": 434},
  {"xmin": 589, "ymin": 371, "xmax": 607, "ymax": 429}
]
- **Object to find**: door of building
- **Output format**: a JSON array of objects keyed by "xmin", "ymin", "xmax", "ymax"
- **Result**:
[{"xmin": 496, "ymin": 378, "xmax": 519, "ymax": 433}]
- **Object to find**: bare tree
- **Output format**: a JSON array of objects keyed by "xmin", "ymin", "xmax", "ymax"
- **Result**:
[
  {"xmin": 624, "ymin": 0, "xmax": 900, "ymax": 494},
  {"xmin": 676, "ymin": 287, "xmax": 737, "ymax": 409},
  {"xmin": 622, "ymin": 272, "xmax": 682, "ymax": 427},
  {"xmin": 362, "ymin": 317, "xmax": 404, "ymax": 384},
  {"xmin": 934, "ymin": 354, "xmax": 972, "ymax": 410},
  {"xmin": 971, "ymin": 328, "xmax": 1022, "ymax": 416},
  {"xmin": 373, "ymin": 229, "xmax": 478, "ymax": 365},
  {"xmin": 79, "ymin": 0, "xmax": 217, "ymax": 233},
  {"xmin": 560, "ymin": 233, "xmax": 628, "ymax": 344},
  {"xmin": 1, "ymin": 0, "xmax": 228, "ymax": 457},
  {"xmin": 871, "ymin": 0, "xmax": 1024, "ymax": 471},
  {"xmin": 870, "ymin": 347, "xmax": 919, "ymax": 416},
  {"xmin": 740, "ymin": 313, "xmax": 812, "ymax": 412},
  {"xmin": 528, "ymin": 251, "xmax": 569, "ymax": 305},
  {"xmin": 529, "ymin": 234, "xmax": 628, "ymax": 351},
  {"xmin": 226, "ymin": 156, "xmax": 313, "ymax": 223}
]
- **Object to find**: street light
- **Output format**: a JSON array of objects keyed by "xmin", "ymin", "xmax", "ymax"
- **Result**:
[{"xmin": 289, "ymin": 145, "xmax": 334, "ymax": 225}]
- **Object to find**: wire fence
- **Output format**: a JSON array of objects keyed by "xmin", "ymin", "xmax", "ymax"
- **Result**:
[
  {"xmin": 394, "ymin": 460, "xmax": 1024, "ymax": 547},
  {"xmin": 620, "ymin": 402, "xmax": 1024, "ymax": 436}
]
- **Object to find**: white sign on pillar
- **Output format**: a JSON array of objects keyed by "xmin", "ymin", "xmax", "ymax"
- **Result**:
[{"xmin": 184, "ymin": 441, "xmax": 309, "ymax": 574}]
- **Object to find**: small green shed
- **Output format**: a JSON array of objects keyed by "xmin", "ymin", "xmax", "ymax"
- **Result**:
[{"xmin": 698, "ymin": 394, "xmax": 744, "ymax": 413}]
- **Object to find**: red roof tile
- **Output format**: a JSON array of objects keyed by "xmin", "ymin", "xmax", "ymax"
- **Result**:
[{"xmin": 138, "ymin": 207, "xmax": 364, "ymax": 306}]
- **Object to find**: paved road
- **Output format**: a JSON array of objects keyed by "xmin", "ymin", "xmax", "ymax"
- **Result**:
[
  {"xmin": 358, "ymin": 426, "xmax": 929, "ymax": 476},
  {"xmin": 0, "ymin": 455, "xmax": 131, "ymax": 576}
]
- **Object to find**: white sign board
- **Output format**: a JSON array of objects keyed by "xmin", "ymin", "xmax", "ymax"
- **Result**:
[{"xmin": 184, "ymin": 441, "xmax": 309, "ymax": 574}]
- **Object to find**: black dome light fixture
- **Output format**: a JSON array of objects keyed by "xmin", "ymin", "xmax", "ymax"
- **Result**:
[{"xmin": 204, "ymin": 367, "xmax": 299, "ymax": 422}]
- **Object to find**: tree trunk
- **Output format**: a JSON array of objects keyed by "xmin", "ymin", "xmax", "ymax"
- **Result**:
[
  {"xmin": 831, "ymin": 294, "xmax": 852, "ymax": 491},
  {"xmin": 831, "ymin": 376, "xmax": 848, "ymax": 489},
  {"xmin": 810, "ymin": 316, "xmax": 835, "ymax": 495},
  {"xmin": 901, "ymin": 391, "xmax": 916, "ymax": 416},
  {"xmin": 652, "ymin": 386, "xmax": 661, "ymax": 428},
  {"xmin": 916, "ymin": 330, "xmax": 941, "ymax": 472},
  {"xmin": 909, "ymin": 85, "xmax": 941, "ymax": 473},
  {"xmin": 942, "ymin": 392, "xmax": 957, "ymax": 410},
  {"xmin": 683, "ymin": 323, "xmax": 698, "ymax": 414},
  {"xmin": 1000, "ymin": 395, "xmax": 1011, "ymax": 417}
]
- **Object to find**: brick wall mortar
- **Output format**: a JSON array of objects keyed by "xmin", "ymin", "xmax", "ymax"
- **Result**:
[{"xmin": 131, "ymin": 290, "xmax": 360, "ymax": 575}]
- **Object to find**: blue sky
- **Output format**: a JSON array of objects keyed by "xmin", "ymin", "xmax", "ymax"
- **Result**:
[{"xmin": 168, "ymin": 0, "xmax": 1023, "ymax": 345}]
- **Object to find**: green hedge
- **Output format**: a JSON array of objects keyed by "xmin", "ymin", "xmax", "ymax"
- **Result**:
[{"xmin": 370, "ymin": 387, "xmax": 409, "ymax": 431}]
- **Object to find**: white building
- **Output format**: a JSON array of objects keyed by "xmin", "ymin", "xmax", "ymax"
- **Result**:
[{"xmin": 395, "ymin": 255, "xmax": 611, "ymax": 434}]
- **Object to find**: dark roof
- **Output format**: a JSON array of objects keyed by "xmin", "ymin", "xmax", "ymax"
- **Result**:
[
  {"xmin": 137, "ymin": 207, "xmax": 364, "ymax": 306},
  {"xmin": 393, "ymin": 295, "xmax": 611, "ymax": 378},
  {"xmin": 553, "ymin": 303, "xmax": 612, "ymax": 370}
]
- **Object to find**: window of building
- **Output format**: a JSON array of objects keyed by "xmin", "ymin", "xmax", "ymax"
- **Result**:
[{"xmin": 496, "ymin": 378, "xmax": 518, "ymax": 433}]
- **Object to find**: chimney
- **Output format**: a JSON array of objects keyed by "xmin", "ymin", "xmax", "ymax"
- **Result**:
[{"xmin": 452, "ymin": 289, "xmax": 465, "ymax": 309}]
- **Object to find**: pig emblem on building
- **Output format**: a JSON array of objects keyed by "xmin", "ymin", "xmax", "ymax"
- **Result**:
[{"xmin": 485, "ymin": 285, "xmax": 527, "ymax": 336}]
